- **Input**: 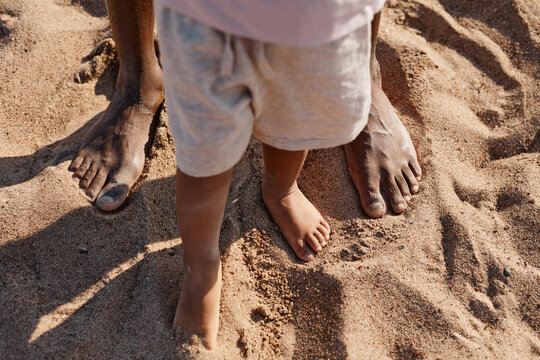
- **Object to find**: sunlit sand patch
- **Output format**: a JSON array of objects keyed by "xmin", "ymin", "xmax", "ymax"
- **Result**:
[{"xmin": 28, "ymin": 238, "xmax": 182, "ymax": 343}]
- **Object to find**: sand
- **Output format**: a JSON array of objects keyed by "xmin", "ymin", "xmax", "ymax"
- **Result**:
[{"xmin": 1, "ymin": 0, "xmax": 539, "ymax": 359}]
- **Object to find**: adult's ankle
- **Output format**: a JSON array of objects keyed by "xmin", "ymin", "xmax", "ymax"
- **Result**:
[{"xmin": 116, "ymin": 59, "xmax": 163, "ymax": 91}]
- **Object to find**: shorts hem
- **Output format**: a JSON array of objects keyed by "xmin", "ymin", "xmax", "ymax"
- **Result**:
[
  {"xmin": 253, "ymin": 121, "xmax": 367, "ymax": 151},
  {"xmin": 175, "ymin": 143, "xmax": 249, "ymax": 178}
]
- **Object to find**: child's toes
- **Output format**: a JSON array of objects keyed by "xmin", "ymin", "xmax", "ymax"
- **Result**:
[
  {"xmin": 306, "ymin": 234, "xmax": 323, "ymax": 252},
  {"xmin": 299, "ymin": 247, "xmax": 315, "ymax": 261},
  {"xmin": 313, "ymin": 230, "xmax": 327, "ymax": 247},
  {"xmin": 321, "ymin": 219, "xmax": 330, "ymax": 231},
  {"xmin": 318, "ymin": 222, "xmax": 331, "ymax": 240},
  {"xmin": 292, "ymin": 239, "xmax": 315, "ymax": 261}
]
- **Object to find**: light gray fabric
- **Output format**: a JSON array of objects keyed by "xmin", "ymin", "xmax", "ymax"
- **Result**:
[
  {"xmin": 156, "ymin": 6, "xmax": 372, "ymax": 177},
  {"xmin": 156, "ymin": 0, "xmax": 384, "ymax": 47}
]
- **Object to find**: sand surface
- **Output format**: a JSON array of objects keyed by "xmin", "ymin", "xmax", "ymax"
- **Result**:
[{"xmin": 1, "ymin": 0, "xmax": 539, "ymax": 359}]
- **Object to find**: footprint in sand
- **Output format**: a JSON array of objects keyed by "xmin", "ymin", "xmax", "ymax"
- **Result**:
[
  {"xmin": 0, "ymin": 12, "xmax": 18, "ymax": 38},
  {"xmin": 73, "ymin": 38, "xmax": 118, "ymax": 84},
  {"xmin": 340, "ymin": 243, "xmax": 369, "ymax": 262},
  {"xmin": 236, "ymin": 230, "xmax": 348, "ymax": 359}
]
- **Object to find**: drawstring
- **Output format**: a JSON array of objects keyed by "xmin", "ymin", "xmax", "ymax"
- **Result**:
[
  {"xmin": 220, "ymin": 33, "xmax": 234, "ymax": 76},
  {"xmin": 253, "ymin": 42, "xmax": 275, "ymax": 79}
]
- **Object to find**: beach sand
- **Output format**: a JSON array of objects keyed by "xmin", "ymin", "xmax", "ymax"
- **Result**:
[{"xmin": 1, "ymin": 0, "xmax": 539, "ymax": 358}]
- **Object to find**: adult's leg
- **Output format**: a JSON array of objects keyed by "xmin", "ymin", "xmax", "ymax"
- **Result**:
[
  {"xmin": 173, "ymin": 167, "xmax": 232, "ymax": 350},
  {"xmin": 69, "ymin": 0, "xmax": 164, "ymax": 211},
  {"xmin": 345, "ymin": 12, "xmax": 422, "ymax": 218},
  {"xmin": 262, "ymin": 144, "xmax": 330, "ymax": 262}
]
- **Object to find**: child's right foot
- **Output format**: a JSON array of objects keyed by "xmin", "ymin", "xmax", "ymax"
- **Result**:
[
  {"xmin": 263, "ymin": 183, "xmax": 331, "ymax": 261},
  {"xmin": 173, "ymin": 259, "xmax": 222, "ymax": 349}
]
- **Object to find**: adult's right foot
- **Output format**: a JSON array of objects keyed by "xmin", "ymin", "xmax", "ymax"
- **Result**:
[
  {"xmin": 344, "ymin": 77, "xmax": 421, "ymax": 218},
  {"xmin": 69, "ymin": 65, "xmax": 164, "ymax": 211},
  {"xmin": 344, "ymin": 11, "xmax": 421, "ymax": 218}
]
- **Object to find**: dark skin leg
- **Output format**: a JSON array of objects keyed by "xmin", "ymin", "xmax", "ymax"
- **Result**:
[
  {"xmin": 345, "ymin": 12, "xmax": 422, "ymax": 218},
  {"xmin": 69, "ymin": 0, "xmax": 164, "ymax": 211},
  {"xmin": 173, "ymin": 168, "xmax": 232, "ymax": 350}
]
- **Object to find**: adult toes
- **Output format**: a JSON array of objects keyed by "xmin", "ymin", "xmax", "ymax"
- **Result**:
[
  {"xmin": 409, "ymin": 160, "xmax": 422, "ymax": 180},
  {"xmin": 306, "ymin": 234, "xmax": 323, "ymax": 252},
  {"xmin": 352, "ymin": 174, "xmax": 386, "ymax": 218},
  {"xmin": 79, "ymin": 162, "xmax": 99, "ymax": 189},
  {"xmin": 95, "ymin": 181, "xmax": 131, "ymax": 212},
  {"xmin": 386, "ymin": 179, "xmax": 407, "ymax": 214},
  {"xmin": 395, "ymin": 174, "xmax": 411, "ymax": 202},
  {"xmin": 403, "ymin": 167, "xmax": 419, "ymax": 194},
  {"xmin": 69, "ymin": 155, "xmax": 84, "ymax": 172},
  {"xmin": 74, "ymin": 157, "xmax": 91, "ymax": 178},
  {"xmin": 361, "ymin": 188, "xmax": 386, "ymax": 218},
  {"xmin": 84, "ymin": 167, "xmax": 108, "ymax": 202}
]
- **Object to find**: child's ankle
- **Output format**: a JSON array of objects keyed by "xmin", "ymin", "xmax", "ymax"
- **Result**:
[
  {"xmin": 262, "ymin": 179, "xmax": 299, "ymax": 200},
  {"xmin": 184, "ymin": 254, "xmax": 221, "ymax": 276}
]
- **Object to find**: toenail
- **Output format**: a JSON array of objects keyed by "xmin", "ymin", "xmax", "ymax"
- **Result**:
[
  {"xmin": 325, "ymin": 234, "xmax": 330, "ymax": 240},
  {"xmin": 97, "ymin": 195, "xmax": 114, "ymax": 205},
  {"xmin": 404, "ymin": 195, "xmax": 411, "ymax": 202},
  {"xmin": 412, "ymin": 185, "xmax": 419, "ymax": 192},
  {"xmin": 368, "ymin": 202, "xmax": 384, "ymax": 212}
]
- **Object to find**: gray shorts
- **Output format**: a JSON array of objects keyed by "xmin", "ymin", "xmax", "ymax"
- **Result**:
[{"xmin": 156, "ymin": 5, "xmax": 372, "ymax": 177}]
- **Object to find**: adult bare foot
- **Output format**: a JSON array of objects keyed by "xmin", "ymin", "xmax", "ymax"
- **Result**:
[
  {"xmin": 69, "ymin": 0, "xmax": 164, "ymax": 211},
  {"xmin": 173, "ymin": 259, "xmax": 222, "ymax": 350},
  {"xmin": 69, "ymin": 64, "xmax": 164, "ymax": 211},
  {"xmin": 344, "ymin": 12, "xmax": 421, "ymax": 218},
  {"xmin": 263, "ymin": 183, "xmax": 331, "ymax": 262},
  {"xmin": 345, "ymin": 61, "xmax": 421, "ymax": 218}
]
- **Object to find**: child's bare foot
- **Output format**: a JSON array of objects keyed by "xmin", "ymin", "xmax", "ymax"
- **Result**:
[
  {"xmin": 263, "ymin": 183, "xmax": 330, "ymax": 262},
  {"xmin": 173, "ymin": 259, "xmax": 222, "ymax": 350}
]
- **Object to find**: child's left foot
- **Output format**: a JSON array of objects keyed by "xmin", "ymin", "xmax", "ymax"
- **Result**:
[{"xmin": 263, "ymin": 183, "xmax": 330, "ymax": 261}]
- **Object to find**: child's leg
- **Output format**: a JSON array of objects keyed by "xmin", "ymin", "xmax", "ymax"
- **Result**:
[
  {"xmin": 262, "ymin": 144, "xmax": 331, "ymax": 261},
  {"xmin": 173, "ymin": 167, "xmax": 233, "ymax": 350}
]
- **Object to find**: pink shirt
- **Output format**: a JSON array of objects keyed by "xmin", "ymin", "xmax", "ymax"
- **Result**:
[{"xmin": 156, "ymin": 0, "xmax": 385, "ymax": 47}]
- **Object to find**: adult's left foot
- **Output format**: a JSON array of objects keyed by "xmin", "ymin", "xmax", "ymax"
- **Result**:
[{"xmin": 345, "ymin": 70, "xmax": 421, "ymax": 218}]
